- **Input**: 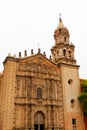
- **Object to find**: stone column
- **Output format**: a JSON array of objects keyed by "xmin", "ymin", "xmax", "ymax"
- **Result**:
[
  {"xmin": 47, "ymin": 106, "xmax": 52, "ymax": 130},
  {"xmin": 24, "ymin": 105, "xmax": 28, "ymax": 128},
  {"xmin": 30, "ymin": 104, "xmax": 34, "ymax": 130}
]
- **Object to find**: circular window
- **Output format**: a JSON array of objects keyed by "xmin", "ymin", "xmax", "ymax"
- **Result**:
[
  {"xmin": 68, "ymin": 79, "xmax": 73, "ymax": 84},
  {"xmin": 71, "ymin": 99, "xmax": 75, "ymax": 104}
]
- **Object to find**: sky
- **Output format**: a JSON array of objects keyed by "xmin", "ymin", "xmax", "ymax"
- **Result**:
[{"xmin": 0, "ymin": 0, "xmax": 87, "ymax": 79}]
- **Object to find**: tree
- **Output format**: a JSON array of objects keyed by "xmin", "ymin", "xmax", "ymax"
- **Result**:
[{"xmin": 78, "ymin": 80, "xmax": 87, "ymax": 115}]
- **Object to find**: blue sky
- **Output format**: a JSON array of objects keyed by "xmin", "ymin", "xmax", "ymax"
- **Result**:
[{"xmin": 0, "ymin": 0, "xmax": 87, "ymax": 79}]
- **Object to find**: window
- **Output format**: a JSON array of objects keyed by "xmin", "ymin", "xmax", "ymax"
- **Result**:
[
  {"xmin": 37, "ymin": 88, "xmax": 42, "ymax": 99},
  {"xmin": 54, "ymin": 53, "xmax": 55, "ymax": 57},
  {"xmin": 69, "ymin": 50, "xmax": 71, "ymax": 57},
  {"xmin": 68, "ymin": 79, "xmax": 73, "ymax": 84},
  {"xmin": 59, "ymin": 29, "xmax": 61, "ymax": 33},
  {"xmin": 64, "ymin": 37, "xmax": 66, "ymax": 42},
  {"xmin": 72, "ymin": 118, "xmax": 76, "ymax": 125},
  {"xmin": 72, "ymin": 119, "xmax": 77, "ymax": 130},
  {"xmin": 57, "ymin": 50, "xmax": 59, "ymax": 56},
  {"xmin": 71, "ymin": 99, "xmax": 75, "ymax": 104},
  {"xmin": 63, "ymin": 49, "xmax": 66, "ymax": 56},
  {"xmin": 71, "ymin": 99, "xmax": 75, "ymax": 108}
]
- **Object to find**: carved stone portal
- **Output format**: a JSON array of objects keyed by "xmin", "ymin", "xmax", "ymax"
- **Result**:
[{"xmin": 34, "ymin": 111, "xmax": 45, "ymax": 130}]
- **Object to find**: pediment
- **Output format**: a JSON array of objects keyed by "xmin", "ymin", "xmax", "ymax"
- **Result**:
[{"xmin": 17, "ymin": 53, "xmax": 59, "ymax": 75}]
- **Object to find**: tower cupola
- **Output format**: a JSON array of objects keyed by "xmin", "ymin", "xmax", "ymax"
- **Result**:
[
  {"xmin": 54, "ymin": 17, "xmax": 70, "ymax": 45},
  {"xmin": 51, "ymin": 16, "xmax": 76, "ymax": 65}
]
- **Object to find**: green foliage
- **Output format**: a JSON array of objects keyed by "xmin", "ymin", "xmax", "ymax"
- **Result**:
[
  {"xmin": 81, "ymin": 80, "xmax": 87, "ymax": 92},
  {"xmin": 78, "ymin": 80, "xmax": 87, "ymax": 115}
]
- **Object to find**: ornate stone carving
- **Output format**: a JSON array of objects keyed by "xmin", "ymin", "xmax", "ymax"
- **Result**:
[{"xmin": 18, "ymin": 61, "xmax": 58, "ymax": 75}]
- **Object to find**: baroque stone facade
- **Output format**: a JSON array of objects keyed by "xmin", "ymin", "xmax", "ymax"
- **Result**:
[{"xmin": 0, "ymin": 17, "xmax": 85, "ymax": 130}]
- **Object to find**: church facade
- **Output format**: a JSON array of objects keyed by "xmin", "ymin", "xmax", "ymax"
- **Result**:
[{"xmin": 0, "ymin": 17, "xmax": 85, "ymax": 130}]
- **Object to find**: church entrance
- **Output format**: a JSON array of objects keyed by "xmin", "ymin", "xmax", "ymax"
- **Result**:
[{"xmin": 34, "ymin": 111, "xmax": 45, "ymax": 130}]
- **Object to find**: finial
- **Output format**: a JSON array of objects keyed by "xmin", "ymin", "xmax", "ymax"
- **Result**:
[
  {"xmin": 59, "ymin": 13, "xmax": 62, "ymax": 22},
  {"xmin": 43, "ymin": 52, "xmax": 46, "ymax": 57},
  {"xmin": 8, "ymin": 53, "xmax": 11, "ymax": 57},
  {"xmin": 38, "ymin": 48, "xmax": 41, "ymax": 54},
  {"xmin": 24, "ymin": 50, "xmax": 27, "ymax": 57},
  {"xmin": 13, "ymin": 54, "xmax": 16, "ymax": 58},
  {"xmin": 31, "ymin": 49, "xmax": 34, "ymax": 55},
  {"xmin": 19, "ymin": 52, "xmax": 21, "ymax": 57},
  {"xmin": 49, "ymin": 55, "xmax": 52, "ymax": 60}
]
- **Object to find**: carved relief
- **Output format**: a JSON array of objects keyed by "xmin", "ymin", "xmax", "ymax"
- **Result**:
[
  {"xmin": 18, "ymin": 61, "xmax": 58, "ymax": 75},
  {"xmin": 34, "ymin": 111, "xmax": 45, "ymax": 124},
  {"xmin": 16, "ymin": 76, "xmax": 32, "ymax": 98}
]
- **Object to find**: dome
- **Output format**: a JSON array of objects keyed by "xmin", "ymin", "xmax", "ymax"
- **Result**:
[{"xmin": 54, "ymin": 18, "xmax": 70, "ymax": 40}]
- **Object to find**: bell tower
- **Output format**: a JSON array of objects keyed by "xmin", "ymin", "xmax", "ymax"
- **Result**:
[
  {"xmin": 51, "ymin": 16, "xmax": 85, "ymax": 130},
  {"xmin": 51, "ymin": 16, "xmax": 76, "ymax": 65}
]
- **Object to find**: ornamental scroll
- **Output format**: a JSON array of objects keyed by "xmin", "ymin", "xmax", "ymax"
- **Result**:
[{"xmin": 18, "ymin": 61, "xmax": 57, "ymax": 75}]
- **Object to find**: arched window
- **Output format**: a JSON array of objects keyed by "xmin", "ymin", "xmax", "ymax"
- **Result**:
[
  {"xmin": 57, "ymin": 50, "xmax": 59, "ymax": 56},
  {"xmin": 54, "ymin": 53, "xmax": 55, "ymax": 57},
  {"xmin": 69, "ymin": 50, "xmax": 71, "ymax": 57},
  {"xmin": 64, "ymin": 37, "xmax": 66, "ymax": 42},
  {"xmin": 63, "ymin": 49, "xmax": 66, "ymax": 56},
  {"xmin": 59, "ymin": 29, "xmax": 61, "ymax": 33},
  {"xmin": 37, "ymin": 88, "xmax": 42, "ymax": 99},
  {"xmin": 34, "ymin": 111, "xmax": 45, "ymax": 130}
]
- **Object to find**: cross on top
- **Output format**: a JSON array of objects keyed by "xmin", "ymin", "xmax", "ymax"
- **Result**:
[{"xmin": 59, "ymin": 13, "xmax": 62, "ymax": 19}]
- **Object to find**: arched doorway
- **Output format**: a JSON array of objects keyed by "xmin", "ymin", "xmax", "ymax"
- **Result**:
[{"xmin": 34, "ymin": 111, "xmax": 45, "ymax": 130}]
